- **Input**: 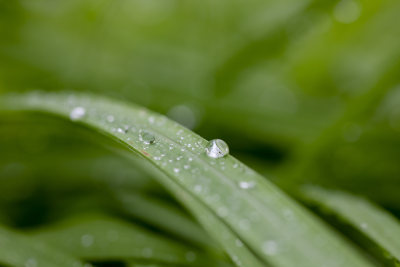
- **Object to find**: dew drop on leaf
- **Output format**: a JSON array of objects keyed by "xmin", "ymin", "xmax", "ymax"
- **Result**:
[
  {"xmin": 235, "ymin": 239, "xmax": 243, "ymax": 247},
  {"xmin": 206, "ymin": 139, "xmax": 229, "ymax": 158},
  {"xmin": 239, "ymin": 181, "xmax": 256, "ymax": 189},
  {"xmin": 194, "ymin": 184, "xmax": 202, "ymax": 193},
  {"xmin": 217, "ymin": 206, "xmax": 229, "ymax": 217},
  {"xmin": 360, "ymin": 222, "xmax": 368, "ymax": 230},
  {"xmin": 142, "ymin": 247, "xmax": 153, "ymax": 258},
  {"xmin": 139, "ymin": 130, "xmax": 155, "ymax": 144},
  {"xmin": 81, "ymin": 234, "xmax": 94, "ymax": 247},
  {"xmin": 106, "ymin": 115, "xmax": 115, "ymax": 123},
  {"xmin": 25, "ymin": 258, "xmax": 37, "ymax": 267},
  {"xmin": 70, "ymin": 107, "xmax": 86, "ymax": 121},
  {"xmin": 262, "ymin": 240, "xmax": 278, "ymax": 255},
  {"xmin": 117, "ymin": 128, "xmax": 127, "ymax": 134}
]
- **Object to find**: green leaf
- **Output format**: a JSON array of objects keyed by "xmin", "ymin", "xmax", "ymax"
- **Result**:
[
  {"xmin": 301, "ymin": 185, "xmax": 400, "ymax": 264},
  {"xmin": 0, "ymin": 224, "xmax": 85, "ymax": 267},
  {"xmin": 32, "ymin": 214, "xmax": 226, "ymax": 267},
  {"xmin": 115, "ymin": 191, "xmax": 220, "ymax": 251},
  {"xmin": 104, "ymin": 137, "xmax": 265, "ymax": 267},
  {"xmin": 0, "ymin": 91, "xmax": 375, "ymax": 267}
]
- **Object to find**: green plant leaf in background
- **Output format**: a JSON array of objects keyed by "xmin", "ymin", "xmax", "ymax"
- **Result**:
[
  {"xmin": 32, "ymin": 214, "xmax": 228, "ymax": 267},
  {"xmin": 114, "ymin": 191, "xmax": 220, "ymax": 252},
  {"xmin": 0, "ymin": 91, "xmax": 377, "ymax": 267},
  {"xmin": 0, "ymin": 224, "xmax": 85, "ymax": 267},
  {"xmin": 301, "ymin": 186, "xmax": 400, "ymax": 265}
]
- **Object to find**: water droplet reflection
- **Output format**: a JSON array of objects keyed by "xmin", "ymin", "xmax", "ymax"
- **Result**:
[
  {"xmin": 70, "ymin": 107, "xmax": 86, "ymax": 121},
  {"xmin": 206, "ymin": 139, "xmax": 229, "ymax": 159},
  {"xmin": 139, "ymin": 130, "xmax": 155, "ymax": 145}
]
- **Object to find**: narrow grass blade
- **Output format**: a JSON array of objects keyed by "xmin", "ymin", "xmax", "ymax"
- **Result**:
[
  {"xmin": 115, "ymin": 191, "xmax": 220, "ymax": 251},
  {"xmin": 0, "ymin": 91, "xmax": 376, "ymax": 267},
  {"xmin": 0, "ymin": 224, "xmax": 85, "ymax": 267},
  {"xmin": 302, "ymin": 186, "xmax": 400, "ymax": 264},
  {"xmin": 31, "ymin": 214, "xmax": 226, "ymax": 267}
]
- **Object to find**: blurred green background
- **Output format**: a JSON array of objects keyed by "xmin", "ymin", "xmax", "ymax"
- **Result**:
[{"xmin": 1, "ymin": 0, "xmax": 400, "ymax": 236}]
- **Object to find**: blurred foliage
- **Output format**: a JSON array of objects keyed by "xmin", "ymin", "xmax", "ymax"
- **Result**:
[{"xmin": 1, "ymin": 0, "xmax": 400, "ymax": 266}]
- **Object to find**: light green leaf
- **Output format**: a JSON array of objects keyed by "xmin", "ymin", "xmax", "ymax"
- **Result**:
[
  {"xmin": 0, "ymin": 91, "xmax": 375, "ymax": 267},
  {"xmin": 302, "ymin": 186, "xmax": 400, "ymax": 264}
]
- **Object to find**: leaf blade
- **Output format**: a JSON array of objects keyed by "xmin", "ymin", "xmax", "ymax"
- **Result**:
[
  {"xmin": 1, "ymin": 91, "xmax": 376, "ymax": 267},
  {"xmin": 0, "ymin": 224, "xmax": 85, "ymax": 267},
  {"xmin": 302, "ymin": 185, "xmax": 400, "ymax": 264}
]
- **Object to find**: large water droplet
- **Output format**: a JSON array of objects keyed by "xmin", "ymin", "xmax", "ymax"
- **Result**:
[
  {"xmin": 206, "ymin": 139, "xmax": 229, "ymax": 158},
  {"xmin": 70, "ymin": 107, "xmax": 86, "ymax": 121},
  {"xmin": 139, "ymin": 130, "xmax": 155, "ymax": 145}
]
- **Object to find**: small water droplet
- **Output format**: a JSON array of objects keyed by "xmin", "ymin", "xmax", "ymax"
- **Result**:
[
  {"xmin": 194, "ymin": 185, "xmax": 202, "ymax": 193},
  {"xmin": 262, "ymin": 240, "xmax": 278, "ymax": 255},
  {"xmin": 235, "ymin": 239, "xmax": 243, "ymax": 247},
  {"xmin": 360, "ymin": 222, "xmax": 368, "ymax": 230},
  {"xmin": 117, "ymin": 128, "xmax": 126, "ymax": 134},
  {"xmin": 206, "ymin": 139, "xmax": 229, "ymax": 159},
  {"xmin": 25, "ymin": 258, "xmax": 37, "ymax": 267},
  {"xmin": 81, "ymin": 234, "xmax": 94, "ymax": 247},
  {"xmin": 239, "ymin": 181, "xmax": 256, "ymax": 189},
  {"xmin": 239, "ymin": 219, "xmax": 250, "ymax": 230},
  {"xmin": 232, "ymin": 255, "xmax": 242, "ymax": 266},
  {"xmin": 139, "ymin": 130, "xmax": 155, "ymax": 145},
  {"xmin": 106, "ymin": 115, "xmax": 115, "ymax": 123},
  {"xmin": 70, "ymin": 107, "xmax": 86, "ymax": 121},
  {"xmin": 142, "ymin": 247, "xmax": 153, "ymax": 258},
  {"xmin": 283, "ymin": 209, "xmax": 295, "ymax": 221},
  {"xmin": 217, "ymin": 206, "xmax": 229, "ymax": 217},
  {"xmin": 173, "ymin": 168, "xmax": 180, "ymax": 173}
]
